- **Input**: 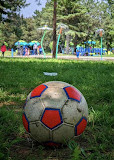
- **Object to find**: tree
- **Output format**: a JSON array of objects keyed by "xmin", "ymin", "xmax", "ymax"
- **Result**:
[
  {"xmin": 99, "ymin": 0, "xmax": 114, "ymax": 51},
  {"xmin": 52, "ymin": 0, "xmax": 57, "ymax": 58},
  {"xmin": 35, "ymin": 0, "xmax": 57, "ymax": 58},
  {"xmin": 20, "ymin": 18, "xmax": 38, "ymax": 42},
  {"xmin": 81, "ymin": 0, "xmax": 114, "ymax": 51},
  {"xmin": 57, "ymin": 0, "xmax": 92, "ymax": 48},
  {"xmin": 0, "ymin": 0, "xmax": 29, "ymax": 22},
  {"xmin": 34, "ymin": 0, "xmax": 114, "ymax": 53}
]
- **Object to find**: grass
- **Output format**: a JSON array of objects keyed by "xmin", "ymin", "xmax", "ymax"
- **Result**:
[
  {"xmin": 102, "ymin": 54, "xmax": 114, "ymax": 57},
  {"xmin": 0, "ymin": 57, "xmax": 114, "ymax": 160}
]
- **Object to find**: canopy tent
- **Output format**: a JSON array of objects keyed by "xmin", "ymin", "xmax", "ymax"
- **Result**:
[
  {"xmin": 15, "ymin": 40, "xmax": 28, "ymax": 46},
  {"xmin": 84, "ymin": 41, "xmax": 96, "ymax": 45},
  {"xmin": 76, "ymin": 45, "xmax": 80, "ymax": 50},
  {"xmin": 28, "ymin": 41, "xmax": 40, "ymax": 46},
  {"xmin": 15, "ymin": 40, "xmax": 40, "ymax": 48}
]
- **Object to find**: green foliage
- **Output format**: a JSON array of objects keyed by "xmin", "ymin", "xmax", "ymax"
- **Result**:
[
  {"xmin": 20, "ymin": 18, "xmax": 39, "ymax": 42},
  {"xmin": 68, "ymin": 140, "xmax": 82, "ymax": 160},
  {"xmin": 49, "ymin": 41, "xmax": 53, "ymax": 50},
  {"xmin": 0, "ymin": 0, "xmax": 28, "ymax": 22},
  {"xmin": 97, "ymin": 1, "xmax": 114, "ymax": 50},
  {"xmin": 57, "ymin": 0, "xmax": 90, "ymax": 45}
]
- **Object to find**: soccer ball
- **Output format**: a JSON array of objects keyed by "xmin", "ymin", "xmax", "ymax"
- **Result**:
[{"xmin": 22, "ymin": 81, "xmax": 88, "ymax": 145}]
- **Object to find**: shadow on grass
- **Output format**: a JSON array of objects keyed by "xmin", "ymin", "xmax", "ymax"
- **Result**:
[{"xmin": 0, "ymin": 58, "xmax": 113, "ymax": 159}]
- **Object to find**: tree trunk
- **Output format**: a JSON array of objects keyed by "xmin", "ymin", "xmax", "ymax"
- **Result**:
[
  {"xmin": 52, "ymin": 0, "xmax": 57, "ymax": 58},
  {"xmin": 106, "ymin": 43, "xmax": 110, "ymax": 55},
  {"xmin": 74, "ymin": 35, "xmax": 77, "ymax": 53},
  {"xmin": 66, "ymin": 34, "xmax": 70, "ymax": 54}
]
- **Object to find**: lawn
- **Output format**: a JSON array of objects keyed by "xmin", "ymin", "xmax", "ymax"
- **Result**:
[{"xmin": 0, "ymin": 58, "xmax": 114, "ymax": 160}]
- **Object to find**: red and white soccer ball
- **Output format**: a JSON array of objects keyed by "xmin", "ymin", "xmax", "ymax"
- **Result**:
[{"xmin": 22, "ymin": 81, "xmax": 88, "ymax": 145}]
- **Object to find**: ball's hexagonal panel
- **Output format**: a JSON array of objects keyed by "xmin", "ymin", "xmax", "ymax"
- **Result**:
[
  {"xmin": 40, "ymin": 87, "xmax": 67, "ymax": 109},
  {"xmin": 29, "ymin": 121, "xmax": 50, "ymax": 142},
  {"xmin": 44, "ymin": 81, "xmax": 72, "ymax": 88},
  {"xmin": 53, "ymin": 124, "xmax": 74, "ymax": 144},
  {"xmin": 24, "ymin": 99, "xmax": 43, "ymax": 122},
  {"xmin": 78, "ymin": 95, "xmax": 88, "ymax": 118},
  {"xmin": 23, "ymin": 99, "xmax": 27, "ymax": 109},
  {"xmin": 63, "ymin": 86, "xmax": 81, "ymax": 102},
  {"xmin": 22, "ymin": 113, "xmax": 30, "ymax": 133},
  {"xmin": 62, "ymin": 100, "xmax": 82, "ymax": 125},
  {"xmin": 26, "ymin": 92, "xmax": 32, "ymax": 102},
  {"xmin": 41, "ymin": 108, "xmax": 63, "ymax": 130},
  {"xmin": 75, "ymin": 117, "xmax": 87, "ymax": 136},
  {"xmin": 30, "ymin": 84, "xmax": 48, "ymax": 99}
]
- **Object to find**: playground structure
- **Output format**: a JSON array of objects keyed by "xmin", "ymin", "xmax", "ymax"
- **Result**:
[
  {"xmin": 96, "ymin": 29, "xmax": 104, "ymax": 60},
  {"xmin": 70, "ymin": 47, "xmax": 108, "ymax": 56},
  {"xmin": 56, "ymin": 23, "xmax": 69, "ymax": 58},
  {"xmin": 37, "ymin": 25, "xmax": 53, "ymax": 58},
  {"xmin": 9, "ymin": 45, "xmax": 114, "ymax": 57},
  {"xmin": 13, "ymin": 29, "xmax": 113, "ymax": 57},
  {"xmin": 13, "ymin": 42, "xmax": 112, "ymax": 57}
]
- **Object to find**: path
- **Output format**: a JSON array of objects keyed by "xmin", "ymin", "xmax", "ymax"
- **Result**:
[{"xmin": 9, "ymin": 55, "xmax": 114, "ymax": 61}]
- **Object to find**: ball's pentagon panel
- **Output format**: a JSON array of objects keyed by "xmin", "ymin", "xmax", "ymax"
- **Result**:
[
  {"xmin": 30, "ymin": 84, "xmax": 48, "ymax": 99},
  {"xmin": 41, "ymin": 108, "xmax": 63, "ymax": 129},
  {"xmin": 22, "ymin": 113, "xmax": 30, "ymax": 133},
  {"xmin": 63, "ymin": 86, "xmax": 81, "ymax": 102},
  {"xmin": 75, "ymin": 117, "xmax": 87, "ymax": 136}
]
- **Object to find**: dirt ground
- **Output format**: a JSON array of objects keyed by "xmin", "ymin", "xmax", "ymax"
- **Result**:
[{"xmin": 7, "ymin": 55, "xmax": 114, "ymax": 61}]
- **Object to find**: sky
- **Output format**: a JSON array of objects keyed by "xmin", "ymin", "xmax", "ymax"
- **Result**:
[{"xmin": 20, "ymin": 0, "xmax": 47, "ymax": 18}]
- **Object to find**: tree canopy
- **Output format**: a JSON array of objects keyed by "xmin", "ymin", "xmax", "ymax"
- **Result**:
[
  {"xmin": 0, "ymin": 0, "xmax": 28, "ymax": 22},
  {"xmin": 0, "ymin": 0, "xmax": 114, "ymax": 53}
]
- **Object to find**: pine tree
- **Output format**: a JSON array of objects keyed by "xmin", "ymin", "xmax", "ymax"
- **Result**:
[
  {"xmin": 57, "ymin": 0, "xmax": 91, "ymax": 47},
  {"xmin": 0, "ymin": 0, "xmax": 29, "ymax": 21}
]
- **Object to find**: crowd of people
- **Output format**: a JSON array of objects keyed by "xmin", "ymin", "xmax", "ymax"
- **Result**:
[{"xmin": 17, "ymin": 43, "xmax": 42, "ymax": 56}]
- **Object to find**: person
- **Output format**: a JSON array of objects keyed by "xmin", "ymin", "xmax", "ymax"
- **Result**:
[
  {"xmin": 33, "ymin": 43, "xmax": 37, "ymax": 55},
  {"xmin": 17, "ymin": 42, "xmax": 21, "ymax": 55},
  {"xmin": 37, "ymin": 46, "xmax": 39, "ymax": 55},
  {"xmin": 25, "ymin": 47, "xmax": 29, "ymax": 56},
  {"xmin": 20, "ymin": 47, "xmax": 23, "ymax": 55},
  {"xmin": 23, "ymin": 46, "xmax": 26, "ymax": 55},
  {"xmin": 39, "ymin": 47, "xmax": 42, "ymax": 55},
  {"xmin": 90, "ymin": 46, "xmax": 92, "ymax": 53},
  {"xmin": 1, "ymin": 43, "xmax": 6, "ymax": 57},
  {"xmin": 74, "ymin": 47, "xmax": 77, "ymax": 55},
  {"xmin": 76, "ymin": 50, "xmax": 80, "ymax": 59},
  {"xmin": 38, "ymin": 45, "xmax": 42, "ymax": 54},
  {"xmin": 28, "ymin": 48, "xmax": 30, "ymax": 55}
]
